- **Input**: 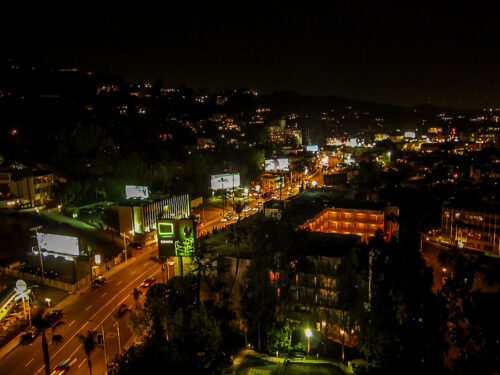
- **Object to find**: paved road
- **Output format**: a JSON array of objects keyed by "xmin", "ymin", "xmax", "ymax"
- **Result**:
[{"xmin": 0, "ymin": 247, "xmax": 164, "ymax": 375}]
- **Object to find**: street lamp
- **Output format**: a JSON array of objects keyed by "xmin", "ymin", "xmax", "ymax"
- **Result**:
[
  {"xmin": 305, "ymin": 328, "xmax": 312, "ymax": 355},
  {"xmin": 340, "ymin": 329, "xmax": 346, "ymax": 361}
]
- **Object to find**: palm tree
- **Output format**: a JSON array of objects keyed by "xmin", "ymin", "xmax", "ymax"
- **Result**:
[
  {"xmin": 32, "ymin": 313, "xmax": 63, "ymax": 375},
  {"xmin": 77, "ymin": 330, "xmax": 98, "ymax": 375},
  {"xmin": 228, "ymin": 225, "xmax": 247, "ymax": 293},
  {"xmin": 233, "ymin": 200, "xmax": 245, "ymax": 220},
  {"xmin": 132, "ymin": 287, "xmax": 143, "ymax": 308}
]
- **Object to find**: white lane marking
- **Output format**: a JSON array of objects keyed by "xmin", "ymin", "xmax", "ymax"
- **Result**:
[
  {"xmin": 78, "ymin": 358, "xmax": 86, "ymax": 368},
  {"xmin": 25, "ymin": 358, "xmax": 34, "ymax": 367},
  {"xmin": 102, "ymin": 292, "xmax": 108, "ymax": 298},
  {"xmin": 69, "ymin": 320, "xmax": 75, "ymax": 327},
  {"xmin": 85, "ymin": 305, "xmax": 92, "ymax": 312},
  {"xmin": 144, "ymin": 262, "xmax": 149, "ymax": 267},
  {"xmin": 116, "ymin": 281, "xmax": 122, "ymax": 286},
  {"xmin": 39, "ymin": 263, "xmax": 160, "ymax": 372},
  {"xmin": 131, "ymin": 271, "xmax": 136, "ymax": 275}
]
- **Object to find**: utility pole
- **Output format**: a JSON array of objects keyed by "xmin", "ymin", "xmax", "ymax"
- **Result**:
[
  {"xmin": 101, "ymin": 324, "xmax": 108, "ymax": 372},
  {"xmin": 232, "ymin": 173, "xmax": 235, "ymax": 209},
  {"xmin": 114, "ymin": 320, "xmax": 121, "ymax": 354},
  {"xmin": 29, "ymin": 226, "xmax": 44, "ymax": 279},
  {"xmin": 218, "ymin": 177, "xmax": 226, "ymax": 217}
]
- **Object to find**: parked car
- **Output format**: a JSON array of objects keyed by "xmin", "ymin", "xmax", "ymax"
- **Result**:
[
  {"xmin": 128, "ymin": 241, "xmax": 143, "ymax": 249},
  {"xmin": 20, "ymin": 329, "xmax": 40, "ymax": 345},
  {"xmin": 92, "ymin": 276, "xmax": 107, "ymax": 288},
  {"xmin": 46, "ymin": 310, "xmax": 63, "ymax": 327},
  {"xmin": 140, "ymin": 278, "xmax": 156, "ymax": 288}
]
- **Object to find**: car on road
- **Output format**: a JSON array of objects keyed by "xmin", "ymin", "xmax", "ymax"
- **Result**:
[
  {"xmin": 221, "ymin": 218, "xmax": 228, "ymax": 222},
  {"xmin": 51, "ymin": 358, "xmax": 77, "ymax": 375},
  {"xmin": 20, "ymin": 329, "xmax": 40, "ymax": 345},
  {"xmin": 46, "ymin": 310, "xmax": 63, "ymax": 327},
  {"xmin": 140, "ymin": 278, "xmax": 156, "ymax": 288},
  {"xmin": 92, "ymin": 275, "xmax": 107, "ymax": 288},
  {"xmin": 128, "ymin": 241, "xmax": 143, "ymax": 249}
]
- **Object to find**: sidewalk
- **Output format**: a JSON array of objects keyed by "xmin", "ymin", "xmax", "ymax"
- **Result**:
[{"xmin": 0, "ymin": 251, "xmax": 148, "ymax": 360}]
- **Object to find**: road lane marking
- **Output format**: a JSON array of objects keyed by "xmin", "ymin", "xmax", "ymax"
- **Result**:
[
  {"xmin": 25, "ymin": 358, "xmax": 34, "ymax": 367},
  {"xmin": 131, "ymin": 271, "xmax": 136, "ymax": 275},
  {"xmin": 144, "ymin": 262, "xmax": 149, "ymax": 266},
  {"xmin": 102, "ymin": 292, "xmax": 108, "ymax": 298},
  {"xmin": 69, "ymin": 320, "xmax": 75, "ymax": 327},
  {"xmin": 78, "ymin": 358, "xmax": 86, "ymax": 368},
  {"xmin": 38, "ymin": 263, "xmax": 160, "ymax": 371},
  {"xmin": 85, "ymin": 305, "xmax": 92, "ymax": 312},
  {"xmin": 116, "ymin": 281, "xmax": 122, "ymax": 286}
]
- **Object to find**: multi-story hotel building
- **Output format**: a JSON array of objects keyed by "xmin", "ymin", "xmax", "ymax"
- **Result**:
[{"xmin": 299, "ymin": 202, "xmax": 399, "ymax": 243}]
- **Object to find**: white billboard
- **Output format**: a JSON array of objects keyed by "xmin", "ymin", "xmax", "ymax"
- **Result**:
[
  {"xmin": 404, "ymin": 131, "xmax": 416, "ymax": 139},
  {"xmin": 211, "ymin": 174, "xmax": 241, "ymax": 190},
  {"xmin": 36, "ymin": 233, "xmax": 79, "ymax": 256},
  {"xmin": 306, "ymin": 145, "xmax": 319, "ymax": 152},
  {"xmin": 265, "ymin": 158, "xmax": 289, "ymax": 171},
  {"xmin": 125, "ymin": 185, "xmax": 149, "ymax": 199}
]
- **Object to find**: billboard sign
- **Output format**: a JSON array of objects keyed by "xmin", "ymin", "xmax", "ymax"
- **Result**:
[
  {"xmin": 306, "ymin": 145, "xmax": 319, "ymax": 152},
  {"xmin": 265, "ymin": 158, "xmax": 289, "ymax": 171},
  {"xmin": 158, "ymin": 219, "xmax": 176, "ymax": 257},
  {"xmin": 125, "ymin": 185, "xmax": 149, "ymax": 199},
  {"xmin": 36, "ymin": 233, "xmax": 79, "ymax": 256},
  {"xmin": 404, "ymin": 131, "xmax": 416, "ymax": 139},
  {"xmin": 175, "ymin": 219, "xmax": 195, "ymax": 257},
  {"xmin": 210, "ymin": 174, "xmax": 240, "ymax": 190},
  {"xmin": 157, "ymin": 219, "xmax": 195, "ymax": 257}
]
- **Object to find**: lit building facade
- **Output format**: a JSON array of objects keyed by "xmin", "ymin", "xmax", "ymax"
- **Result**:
[
  {"xmin": 111, "ymin": 194, "xmax": 191, "ymax": 244},
  {"xmin": 440, "ymin": 201, "xmax": 500, "ymax": 254},
  {"xmin": 299, "ymin": 205, "xmax": 399, "ymax": 243},
  {"xmin": 0, "ymin": 167, "xmax": 55, "ymax": 207}
]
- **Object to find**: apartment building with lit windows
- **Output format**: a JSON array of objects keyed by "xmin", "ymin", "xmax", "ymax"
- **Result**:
[
  {"xmin": 299, "ymin": 201, "xmax": 399, "ymax": 243},
  {"xmin": 440, "ymin": 200, "xmax": 500, "ymax": 254},
  {"xmin": 0, "ymin": 166, "xmax": 55, "ymax": 207}
]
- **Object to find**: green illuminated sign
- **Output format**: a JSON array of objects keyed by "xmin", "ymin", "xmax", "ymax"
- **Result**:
[
  {"xmin": 175, "ymin": 219, "xmax": 195, "ymax": 257},
  {"xmin": 158, "ymin": 222, "xmax": 174, "ymax": 237},
  {"xmin": 157, "ymin": 219, "xmax": 195, "ymax": 257}
]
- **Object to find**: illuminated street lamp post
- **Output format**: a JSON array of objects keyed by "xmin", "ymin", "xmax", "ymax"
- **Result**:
[
  {"xmin": 340, "ymin": 329, "xmax": 345, "ymax": 361},
  {"xmin": 305, "ymin": 328, "xmax": 312, "ymax": 356}
]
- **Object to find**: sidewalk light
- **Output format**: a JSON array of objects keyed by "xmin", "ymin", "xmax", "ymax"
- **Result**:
[{"xmin": 305, "ymin": 328, "xmax": 312, "ymax": 355}]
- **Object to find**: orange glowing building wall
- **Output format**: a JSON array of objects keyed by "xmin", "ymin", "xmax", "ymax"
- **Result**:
[{"xmin": 299, "ymin": 206, "xmax": 398, "ymax": 243}]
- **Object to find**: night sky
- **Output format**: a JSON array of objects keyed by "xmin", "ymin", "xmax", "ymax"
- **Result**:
[{"xmin": 3, "ymin": 2, "xmax": 500, "ymax": 109}]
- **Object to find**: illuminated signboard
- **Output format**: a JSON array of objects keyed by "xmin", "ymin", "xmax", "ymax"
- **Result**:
[
  {"xmin": 158, "ymin": 219, "xmax": 176, "ymax": 257},
  {"xmin": 125, "ymin": 185, "xmax": 149, "ymax": 199},
  {"xmin": 265, "ymin": 158, "xmax": 289, "ymax": 171},
  {"xmin": 36, "ymin": 233, "xmax": 79, "ymax": 256},
  {"xmin": 175, "ymin": 219, "xmax": 195, "ymax": 257},
  {"xmin": 210, "ymin": 174, "xmax": 240, "ymax": 190},
  {"xmin": 404, "ymin": 131, "xmax": 416, "ymax": 139},
  {"xmin": 157, "ymin": 219, "xmax": 195, "ymax": 257},
  {"xmin": 306, "ymin": 145, "xmax": 319, "ymax": 152}
]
